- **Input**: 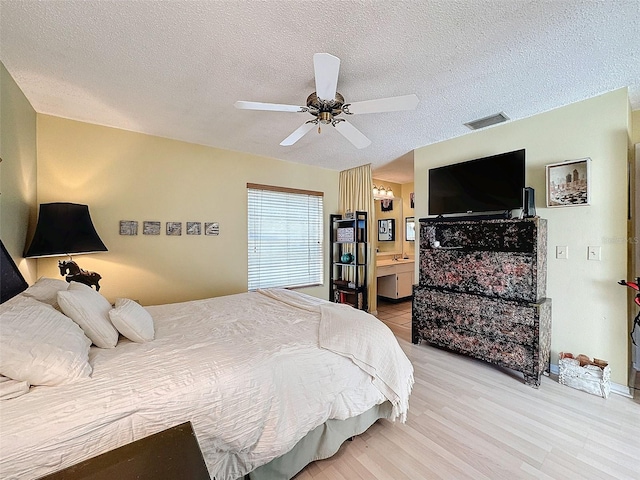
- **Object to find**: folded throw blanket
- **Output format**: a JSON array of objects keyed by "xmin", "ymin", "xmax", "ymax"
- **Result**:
[{"xmin": 258, "ymin": 289, "xmax": 414, "ymax": 422}]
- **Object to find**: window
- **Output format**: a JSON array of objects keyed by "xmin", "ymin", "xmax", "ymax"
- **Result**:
[{"xmin": 247, "ymin": 184, "xmax": 324, "ymax": 290}]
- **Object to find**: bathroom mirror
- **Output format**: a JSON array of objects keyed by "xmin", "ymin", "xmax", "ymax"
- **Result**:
[
  {"xmin": 405, "ymin": 217, "xmax": 415, "ymax": 241},
  {"xmin": 378, "ymin": 219, "xmax": 395, "ymax": 241},
  {"xmin": 375, "ymin": 195, "xmax": 402, "ymax": 254}
]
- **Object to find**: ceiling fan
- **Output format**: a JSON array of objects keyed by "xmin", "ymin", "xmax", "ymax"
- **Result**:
[{"xmin": 234, "ymin": 53, "xmax": 419, "ymax": 149}]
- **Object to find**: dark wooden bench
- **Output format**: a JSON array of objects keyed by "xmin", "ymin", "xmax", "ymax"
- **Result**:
[{"xmin": 38, "ymin": 422, "xmax": 210, "ymax": 480}]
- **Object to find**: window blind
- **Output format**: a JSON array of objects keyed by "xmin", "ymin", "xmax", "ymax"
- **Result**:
[{"xmin": 247, "ymin": 186, "xmax": 324, "ymax": 290}]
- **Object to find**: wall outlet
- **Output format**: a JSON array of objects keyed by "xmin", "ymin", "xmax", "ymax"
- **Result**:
[
  {"xmin": 587, "ymin": 246, "xmax": 601, "ymax": 261},
  {"xmin": 556, "ymin": 246, "xmax": 568, "ymax": 259}
]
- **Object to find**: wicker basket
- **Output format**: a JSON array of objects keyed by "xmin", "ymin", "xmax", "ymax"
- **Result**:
[{"xmin": 558, "ymin": 352, "xmax": 610, "ymax": 398}]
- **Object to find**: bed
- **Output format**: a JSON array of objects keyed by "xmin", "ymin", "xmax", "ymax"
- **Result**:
[{"xmin": 0, "ymin": 249, "xmax": 413, "ymax": 480}]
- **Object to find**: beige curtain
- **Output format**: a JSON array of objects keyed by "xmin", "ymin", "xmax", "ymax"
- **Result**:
[{"xmin": 338, "ymin": 164, "xmax": 377, "ymax": 314}]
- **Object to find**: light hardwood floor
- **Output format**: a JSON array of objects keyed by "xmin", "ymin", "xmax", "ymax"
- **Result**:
[{"xmin": 294, "ymin": 299, "xmax": 640, "ymax": 479}]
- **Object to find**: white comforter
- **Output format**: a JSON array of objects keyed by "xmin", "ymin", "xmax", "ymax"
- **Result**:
[{"xmin": 0, "ymin": 290, "xmax": 413, "ymax": 480}]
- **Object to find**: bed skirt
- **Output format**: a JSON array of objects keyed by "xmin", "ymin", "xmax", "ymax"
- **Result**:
[{"xmin": 241, "ymin": 401, "xmax": 392, "ymax": 480}]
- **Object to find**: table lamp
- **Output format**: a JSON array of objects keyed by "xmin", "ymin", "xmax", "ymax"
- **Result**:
[{"xmin": 24, "ymin": 202, "xmax": 108, "ymax": 290}]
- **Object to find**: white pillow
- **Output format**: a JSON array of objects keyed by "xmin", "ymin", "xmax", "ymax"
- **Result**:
[
  {"xmin": 21, "ymin": 277, "xmax": 69, "ymax": 308},
  {"xmin": 0, "ymin": 296, "xmax": 92, "ymax": 386},
  {"xmin": 109, "ymin": 298, "xmax": 155, "ymax": 343},
  {"xmin": 58, "ymin": 282, "xmax": 119, "ymax": 348}
]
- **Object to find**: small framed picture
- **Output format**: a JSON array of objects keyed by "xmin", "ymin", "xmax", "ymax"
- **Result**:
[
  {"xmin": 166, "ymin": 222, "xmax": 182, "ymax": 236},
  {"xmin": 143, "ymin": 221, "xmax": 161, "ymax": 235},
  {"xmin": 186, "ymin": 222, "xmax": 201, "ymax": 235},
  {"xmin": 205, "ymin": 222, "xmax": 219, "ymax": 236},
  {"xmin": 546, "ymin": 158, "xmax": 591, "ymax": 207},
  {"xmin": 119, "ymin": 220, "xmax": 138, "ymax": 235}
]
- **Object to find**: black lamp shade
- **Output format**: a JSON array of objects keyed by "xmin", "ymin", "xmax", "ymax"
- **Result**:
[{"xmin": 24, "ymin": 203, "xmax": 108, "ymax": 258}]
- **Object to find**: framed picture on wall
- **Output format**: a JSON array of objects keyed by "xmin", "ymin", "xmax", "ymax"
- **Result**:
[
  {"xmin": 166, "ymin": 222, "xmax": 182, "ymax": 236},
  {"xmin": 405, "ymin": 217, "xmax": 415, "ymax": 241},
  {"xmin": 378, "ymin": 219, "xmax": 395, "ymax": 242},
  {"xmin": 119, "ymin": 220, "xmax": 138, "ymax": 235},
  {"xmin": 546, "ymin": 158, "xmax": 591, "ymax": 207},
  {"xmin": 380, "ymin": 199, "xmax": 393, "ymax": 212},
  {"xmin": 186, "ymin": 222, "xmax": 202, "ymax": 235},
  {"xmin": 143, "ymin": 221, "xmax": 161, "ymax": 235}
]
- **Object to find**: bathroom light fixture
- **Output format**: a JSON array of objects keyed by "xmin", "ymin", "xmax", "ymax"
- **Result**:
[{"xmin": 372, "ymin": 184, "xmax": 394, "ymax": 199}]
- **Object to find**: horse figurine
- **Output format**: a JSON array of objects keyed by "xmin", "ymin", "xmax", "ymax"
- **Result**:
[{"xmin": 58, "ymin": 260, "xmax": 102, "ymax": 291}]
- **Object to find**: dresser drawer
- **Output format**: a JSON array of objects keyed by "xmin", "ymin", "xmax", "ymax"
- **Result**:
[
  {"xmin": 415, "ymin": 327, "xmax": 539, "ymax": 375},
  {"xmin": 419, "ymin": 250, "xmax": 543, "ymax": 302},
  {"xmin": 412, "ymin": 287, "xmax": 547, "ymax": 344},
  {"xmin": 418, "ymin": 217, "xmax": 547, "ymax": 302},
  {"xmin": 419, "ymin": 218, "xmax": 542, "ymax": 253}
]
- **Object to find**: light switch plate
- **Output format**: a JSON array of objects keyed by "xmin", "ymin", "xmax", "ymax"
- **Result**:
[
  {"xmin": 588, "ymin": 246, "xmax": 601, "ymax": 261},
  {"xmin": 556, "ymin": 246, "xmax": 568, "ymax": 259}
]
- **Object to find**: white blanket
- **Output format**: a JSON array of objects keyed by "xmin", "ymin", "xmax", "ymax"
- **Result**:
[
  {"xmin": 0, "ymin": 290, "xmax": 412, "ymax": 480},
  {"xmin": 259, "ymin": 288, "xmax": 414, "ymax": 422}
]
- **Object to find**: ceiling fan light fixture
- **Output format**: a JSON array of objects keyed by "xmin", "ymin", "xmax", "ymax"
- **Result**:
[
  {"xmin": 318, "ymin": 111, "xmax": 333, "ymax": 124},
  {"xmin": 235, "ymin": 53, "xmax": 418, "ymax": 149}
]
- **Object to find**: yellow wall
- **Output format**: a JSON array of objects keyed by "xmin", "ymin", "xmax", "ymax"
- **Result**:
[
  {"xmin": 0, "ymin": 62, "xmax": 38, "ymax": 283},
  {"xmin": 632, "ymin": 109, "xmax": 640, "ymax": 144},
  {"xmin": 414, "ymin": 88, "xmax": 630, "ymax": 385},
  {"xmin": 35, "ymin": 115, "xmax": 339, "ymax": 305}
]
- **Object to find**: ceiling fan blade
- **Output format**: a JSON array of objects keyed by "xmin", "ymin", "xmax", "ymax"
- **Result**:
[
  {"xmin": 234, "ymin": 101, "xmax": 304, "ymax": 112},
  {"xmin": 344, "ymin": 94, "xmax": 419, "ymax": 115},
  {"xmin": 313, "ymin": 53, "xmax": 340, "ymax": 101},
  {"xmin": 334, "ymin": 121, "xmax": 371, "ymax": 149},
  {"xmin": 280, "ymin": 122, "xmax": 317, "ymax": 146}
]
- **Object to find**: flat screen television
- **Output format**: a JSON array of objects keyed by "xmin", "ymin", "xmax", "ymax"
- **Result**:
[{"xmin": 428, "ymin": 149, "xmax": 525, "ymax": 216}]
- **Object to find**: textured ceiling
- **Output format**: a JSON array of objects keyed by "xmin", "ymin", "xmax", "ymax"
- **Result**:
[{"xmin": 1, "ymin": 1, "xmax": 639, "ymax": 184}]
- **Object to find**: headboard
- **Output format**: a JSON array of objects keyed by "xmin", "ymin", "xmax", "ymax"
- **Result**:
[{"xmin": 1, "ymin": 240, "xmax": 28, "ymax": 303}]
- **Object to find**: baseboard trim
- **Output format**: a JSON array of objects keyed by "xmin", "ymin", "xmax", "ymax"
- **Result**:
[{"xmin": 549, "ymin": 364, "xmax": 632, "ymax": 398}]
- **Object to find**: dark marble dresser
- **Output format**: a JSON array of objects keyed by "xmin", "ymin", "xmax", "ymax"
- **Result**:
[{"xmin": 412, "ymin": 217, "xmax": 551, "ymax": 387}]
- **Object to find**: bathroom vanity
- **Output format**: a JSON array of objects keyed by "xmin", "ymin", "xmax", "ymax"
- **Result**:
[{"xmin": 376, "ymin": 258, "xmax": 415, "ymax": 300}]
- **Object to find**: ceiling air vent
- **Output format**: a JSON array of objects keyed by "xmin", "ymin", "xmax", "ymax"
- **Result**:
[{"xmin": 464, "ymin": 112, "xmax": 510, "ymax": 130}]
